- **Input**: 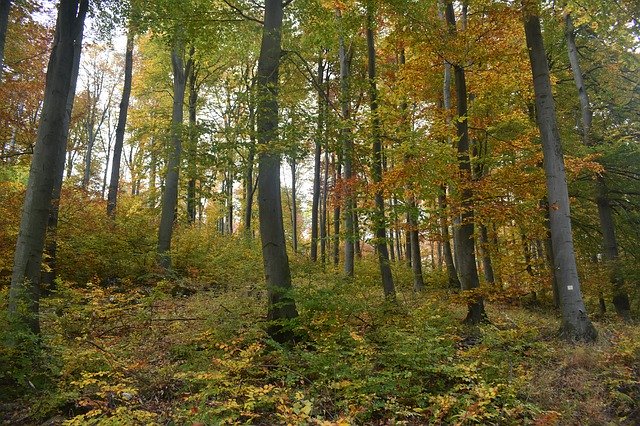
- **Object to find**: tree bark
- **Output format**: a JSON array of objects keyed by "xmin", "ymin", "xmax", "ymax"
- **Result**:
[
  {"xmin": 290, "ymin": 159, "xmax": 297, "ymax": 253},
  {"xmin": 186, "ymin": 57, "xmax": 198, "ymax": 224},
  {"xmin": 310, "ymin": 54, "xmax": 324, "ymax": 261},
  {"xmin": 244, "ymin": 84, "xmax": 256, "ymax": 237},
  {"xmin": 41, "ymin": 9, "xmax": 85, "ymax": 292},
  {"xmin": 367, "ymin": 4, "xmax": 395, "ymax": 298},
  {"xmin": 478, "ymin": 224, "xmax": 495, "ymax": 285},
  {"xmin": 332, "ymin": 154, "xmax": 341, "ymax": 267},
  {"xmin": 107, "ymin": 31, "xmax": 134, "ymax": 218},
  {"xmin": 9, "ymin": 0, "xmax": 88, "ymax": 334},
  {"xmin": 0, "ymin": 0, "xmax": 11, "ymax": 81},
  {"xmin": 337, "ymin": 10, "xmax": 355, "ymax": 277},
  {"xmin": 157, "ymin": 40, "xmax": 190, "ymax": 269},
  {"xmin": 565, "ymin": 13, "xmax": 629, "ymax": 318},
  {"xmin": 320, "ymin": 137, "xmax": 329, "ymax": 265},
  {"xmin": 446, "ymin": 1, "xmax": 485, "ymax": 323},
  {"xmin": 257, "ymin": 0, "xmax": 298, "ymax": 342},
  {"xmin": 523, "ymin": 1, "xmax": 596, "ymax": 341}
]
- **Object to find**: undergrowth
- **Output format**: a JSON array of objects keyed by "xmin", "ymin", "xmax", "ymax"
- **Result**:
[{"xmin": 1, "ymin": 231, "xmax": 639, "ymax": 425}]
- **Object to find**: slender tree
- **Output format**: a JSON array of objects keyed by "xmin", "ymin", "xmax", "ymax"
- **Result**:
[
  {"xmin": 9, "ymin": 0, "xmax": 88, "ymax": 334},
  {"xmin": 107, "ymin": 31, "xmax": 134, "ymax": 217},
  {"xmin": 523, "ymin": 0, "xmax": 596, "ymax": 341},
  {"xmin": 257, "ymin": 0, "xmax": 298, "ymax": 342},
  {"xmin": 366, "ymin": 2, "xmax": 395, "ymax": 298},
  {"xmin": 445, "ymin": 1, "xmax": 486, "ymax": 323},
  {"xmin": 157, "ymin": 39, "xmax": 191, "ymax": 268},
  {"xmin": 564, "ymin": 12, "xmax": 630, "ymax": 318},
  {"xmin": 310, "ymin": 54, "xmax": 324, "ymax": 262}
]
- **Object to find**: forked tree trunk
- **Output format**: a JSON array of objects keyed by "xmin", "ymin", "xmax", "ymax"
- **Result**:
[
  {"xmin": 445, "ymin": 1, "xmax": 485, "ymax": 323},
  {"xmin": 367, "ymin": 4, "xmax": 395, "ymax": 298},
  {"xmin": 257, "ymin": 0, "xmax": 298, "ymax": 342},
  {"xmin": 523, "ymin": 1, "xmax": 596, "ymax": 341},
  {"xmin": 9, "ymin": 0, "xmax": 88, "ymax": 334},
  {"xmin": 107, "ymin": 31, "xmax": 134, "ymax": 218},
  {"xmin": 157, "ymin": 41, "xmax": 190, "ymax": 269},
  {"xmin": 565, "ymin": 13, "xmax": 629, "ymax": 318}
]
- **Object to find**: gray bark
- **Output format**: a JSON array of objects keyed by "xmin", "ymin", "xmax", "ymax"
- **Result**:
[
  {"xmin": 186, "ymin": 58, "xmax": 198, "ymax": 224},
  {"xmin": 565, "ymin": 13, "xmax": 629, "ymax": 318},
  {"xmin": 157, "ymin": 41, "xmax": 190, "ymax": 269},
  {"xmin": 332, "ymin": 155, "xmax": 341, "ymax": 266},
  {"xmin": 42, "ymin": 11, "xmax": 84, "ymax": 292},
  {"xmin": 524, "ymin": 3, "xmax": 596, "ymax": 341},
  {"xmin": 367, "ymin": 5, "xmax": 395, "ymax": 298},
  {"xmin": 446, "ymin": 1, "xmax": 485, "ymax": 323},
  {"xmin": 290, "ymin": 159, "xmax": 297, "ymax": 253},
  {"xmin": 478, "ymin": 224, "xmax": 495, "ymax": 285},
  {"xmin": 310, "ymin": 55, "xmax": 324, "ymax": 261},
  {"xmin": 257, "ymin": 0, "xmax": 298, "ymax": 341},
  {"xmin": 244, "ymin": 83, "xmax": 256, "ymax": 237},
  {"xmin": 107, "ymin": 31, "xmax": 134, "ymax": 218},
  {"xmin": 338, "ymin": 10, "xmax": 355, "ymax": 277},
  {"xmin": 0, "ymin": 0, "xmax": 11, "ymax": 80},
  {"xmin": 9, "ymin": 0, "xmax": 88, "ymax": 334}
]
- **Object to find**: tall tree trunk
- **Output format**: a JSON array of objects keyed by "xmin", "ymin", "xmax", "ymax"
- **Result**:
[
  {"xmin": 82, "ymin": 108, "xmax": 95, "ymax": 189},
  {"xmin": 0, "ymin": 0, "xmax": 12, "ymax": 80},
  {"xmin": 440, "ymin": 35, "xmax": 461, "ymax": 288},
  {"xmin": 337, "ymin": 10, "xmax": 355, "ymax": 277},
  {"xmin": 310, "ymin": 54, "xmax": 324, "ymax": 261},
  {"xmin": 157, "ymin": 41, "xmax": 190, "ymax": 269},
  {"xmin": 244, "ymin": 87, "xmax": 256, "ymax": 237},
  {"xmin": 41, "ymin": 11, "xmax": 84, "ymax": 293},
  {"xmin": 446, "ymin": 1, "xmax": 485, "ymax": 323},
  {"xmin": 320, "ymin": 138, "xmax": 329, "ymax": 265},
  {"xmin": 9, "ymin": 0, "xmax": 88, "ymax": 334},
  {"xmin": 290, "ymin": 159, "xmax": 297, "ymax": 253},
  {"xmin": 332, "ymin": 155, "xmax": 341, "ymax": 266},
  {"xmin": 226, "ymin": 171, "xmax": 233, "ymax": 234},
  {"xmin": 565, "ymin": 13, "xmax": 629, "ymax": 318},
  {"xmin": 523, "ymin": 1, "xmax": 596, "ymax": 341},
  {"xmin": 367, "ymin": 4, "xmax": 395, "ymax": 298},
  {"xmin": 186, "ymin": 57, "xmax": 198, "ymax": 224},
  {"xmin": 107, "ymin": 31, "xmax": 134, "ymax": 217},
  {"xmin": 257, "ymin": 0, "xmax": 298, "ymax": 342}
]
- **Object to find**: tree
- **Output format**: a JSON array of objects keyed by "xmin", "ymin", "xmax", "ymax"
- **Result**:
[
  {"xmin": 366, "ymin": 1, "xmax": 395, "ymax": 299},
  {"xmin": 9, "ymin": 0, "xmax": 88, "ymax": 334},
  {"xmin": 157, "ymin": 38, "xmax": 191, "ymax": 269},
  {"xmin": 0, "ymin": 0, "xmax": 11, "ymax": 80},
  {"xmin": 445, "ymin": 0, "xmax": 485, "ymax": 323},
  {"xmin": 107, "ymin": 30, "xmax": 134, "ymax": 217},
  {"xmin": 564, "ymin": 12, "xmax": 630, "ymax": 318},
  {"xmin": 257, "ymin": 0, "xmax": 298, "ymax": 342},
  {"xmin": 522, "ymin": 0, "xmax": 596, "ymax": 341}
]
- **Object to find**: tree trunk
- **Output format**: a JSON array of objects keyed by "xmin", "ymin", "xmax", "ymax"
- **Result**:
[
  {"xmin": 320, "ymin": 138, "xmax": 329, "ymax": 265},
  {"xmin": 478, "ymin": 224, "xmax": 495, "ymax": 285},
  {"xmin": 565, "ymin": 13, "xmax": 630, "ymax": 318},
  {"xmin": 337, "ymin": 10, "xmax": 355, "ymax": 277},
  {"xmin": 157, "ymin": 41, "xmax": 189, "ymax": 269},
  {"xmin": 332, "ymin": 155, "xmax": 341, "ymax": 267},
  {"xmin": 187, "ymin": 57, "xmax": 198, "ymax": 224},
  {"xmin": 0, "ymin": 0, "xmax": 12, "ymax": 80},
  {"xmin": 107, "ymin": 31, "xmax": 134, "ymax": 217},
  {"xmin": 9, "ymin": 0, "xmax": 88, "ymax": 334},
  {"xmin": 244, "ymin": 88, "xmax": 256, "ymax": 237},
  {"xmin": 439, "ymin": 192, "xmax": 459, "ymax": 287},
  {"xmin": 41, "ymin": 11, "xmax": 84, "ymax": 293},
  {"xmin": 367, "ymin": 5, "xmax": 395, "ymax": 298},
  {"xmin": 445, "ymin": 1, "xmax": 486, "ymax": 323},
  {"xmin": 290, "ymin": 159, "xmax": 297, "ymax": 253},
  {"xmin": 310, "ymin": 55, "xmax": 324, "ymax": 261},
  {"xmin": 257, "ymin": 0, "xmax": 298, "ymax": 342},
  {"xmin": 408, "ymin": 199, "xmax": 425, "ymax": 291},
  {"xmin": 523, "ymin": 1, "xmax": 596, "ymax": 341}
]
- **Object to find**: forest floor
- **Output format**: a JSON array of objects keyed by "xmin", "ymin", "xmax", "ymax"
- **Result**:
[{"xmin": 1, "ymin": 253, "xmax": 639, "ymax": 425}]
